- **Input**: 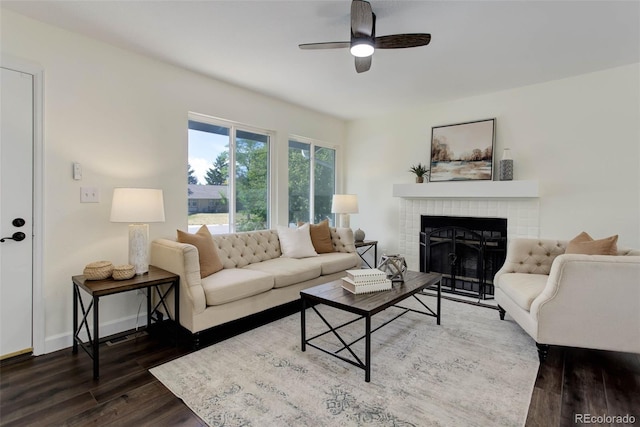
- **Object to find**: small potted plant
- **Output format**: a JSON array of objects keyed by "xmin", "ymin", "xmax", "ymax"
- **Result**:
[{"xmin": 409, "ymin": 163, "xmax": 430, "ymax": 183}]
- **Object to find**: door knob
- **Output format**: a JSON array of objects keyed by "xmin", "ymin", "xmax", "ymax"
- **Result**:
[
  {"xmin": 12, "ymin": 218, "xmax": 26, "ymax": 227},
  {"xmin": 1, "ymin": 232, "xmax": 26, "ymax": 242}
]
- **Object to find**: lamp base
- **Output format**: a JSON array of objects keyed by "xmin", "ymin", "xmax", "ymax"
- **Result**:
[
  {"xmin": 128, "ymin": 224, "xmax": 149, "ymax": 275},
  {"xmin": 338, "ymin": 213, "xmax": 351, "ymax": 228}
]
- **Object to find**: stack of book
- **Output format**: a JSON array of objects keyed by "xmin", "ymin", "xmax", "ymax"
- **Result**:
[{"xmin": 342, "ymin": 269, "xmax": 392, "ymax": 294}]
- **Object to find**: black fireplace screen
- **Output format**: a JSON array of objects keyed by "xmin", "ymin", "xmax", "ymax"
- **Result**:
[{"xmin": 419, "ymin": 216, "xmax": 507, "ymax": 299}]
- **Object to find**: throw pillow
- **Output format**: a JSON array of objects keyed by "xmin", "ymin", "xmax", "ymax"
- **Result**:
[
  {"xmin": 277, "ymin": 223, "xmax": 318, "ymax": 258},
  {"xmin": 177, "ymin": 225, "xmax": 224, "ymax": 278},
  {"xmin": 565, "ymin": 231, "xmax": 618, "ymax": 255},
  {"xmin": 297, "ymin": 219, "xmax": 334, "ymax": 254}
]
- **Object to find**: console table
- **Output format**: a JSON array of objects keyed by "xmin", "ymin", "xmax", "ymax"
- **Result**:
[{"xmin": 72, "ymin": 265, "xmax": 179, "ymax": 379}]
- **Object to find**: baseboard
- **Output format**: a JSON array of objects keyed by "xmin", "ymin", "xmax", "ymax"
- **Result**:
[{"xmin": 44, "ymin": 312, "xmax": 148, "ymax": 354}]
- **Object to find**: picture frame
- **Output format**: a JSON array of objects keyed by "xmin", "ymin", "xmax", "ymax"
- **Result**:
[{"xmin": 430, "ymin": 118, "xmax": 496, "ymax": 182}]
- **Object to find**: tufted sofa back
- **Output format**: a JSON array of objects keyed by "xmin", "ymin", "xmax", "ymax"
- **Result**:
[
  {"xmin": 212, "ymin": 227, "xmax": 356, "ymax": 269},
  {"xmin": 213, "ymin": 229, "xmax": 281, "ymax": 269},
  {"xmin": 500, "ymin": 238, "xmax": 568, "ymax": 275}
]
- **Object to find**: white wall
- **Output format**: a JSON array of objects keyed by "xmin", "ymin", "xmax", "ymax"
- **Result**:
[
  {"xmin": 346, "ymin": 64, "xmax": 640, "ymax": 257},
  {"xmin": 1, "ymin": 9, "xmax": 347, "ymax": 353}
]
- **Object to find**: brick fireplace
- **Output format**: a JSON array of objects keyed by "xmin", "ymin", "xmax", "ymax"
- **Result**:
[{"xmin": 393, "ymin": 181, "xmax": 540, "ymax": 273}]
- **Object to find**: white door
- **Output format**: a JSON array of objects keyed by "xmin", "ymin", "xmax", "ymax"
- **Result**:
[{"xmin": 0, "ymin": 67, "xmax": 34, "ymax": 359}]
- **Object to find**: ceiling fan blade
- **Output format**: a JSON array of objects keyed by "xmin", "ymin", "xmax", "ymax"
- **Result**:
[
  {"xmin": 374, "ymin": 34, "xmax": 431, "ymax": 49},
  {"xmin": 299, "ymin": 41, "xmax": 350, "ymax": 50},
  {"xmin": 355, "ymin": 56, "xmax": 372, "ymax": 73},
  {"xmin": 351, "ymin": 0, "xmax": 374, "ymax": 37}
]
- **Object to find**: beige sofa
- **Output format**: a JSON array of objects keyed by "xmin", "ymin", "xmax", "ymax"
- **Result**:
[
  {"xmin": 150, "ymin": 227, "xmax": 360, "ymax": 346},
  {"xmin": 494, "ymin": 237, "xmax": 640, "ymax": 360}
]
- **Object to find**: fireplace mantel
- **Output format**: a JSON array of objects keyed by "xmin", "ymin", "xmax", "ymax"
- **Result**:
[{"xmin": 393, "ymin": 180, "xmax": 538, "ymax": 199}]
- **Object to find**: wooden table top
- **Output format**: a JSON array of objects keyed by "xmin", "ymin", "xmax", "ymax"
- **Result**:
[
  {"xmin": 72, "ymin": 265, "xmax": 178, "ymax": 297},
  {"xmin": 300, "ymin": 270, "xmax": 441, "ymax": 316}
]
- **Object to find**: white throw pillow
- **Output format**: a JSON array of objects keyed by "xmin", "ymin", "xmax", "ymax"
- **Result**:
[{"xmin": 277, "ymin": 224, "xmax": 318, "ymax": 259}]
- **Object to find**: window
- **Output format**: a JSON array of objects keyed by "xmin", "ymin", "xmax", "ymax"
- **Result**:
[
  {"xmin": 188, "ymin": 114, "xmax": 271, "ymax": 234},
  {"xmin": 288, "ymin": 138, "xmax": 336, "ymax": 226}
]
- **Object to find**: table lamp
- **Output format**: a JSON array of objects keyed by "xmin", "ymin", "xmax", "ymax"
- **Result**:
[
  {"xmin": 331, "ymin": 194, "xmax": 358, "ymax": 228},
  {"xmin": 110, "ymin": 188, "xmax": 165, "ymax": 275}
]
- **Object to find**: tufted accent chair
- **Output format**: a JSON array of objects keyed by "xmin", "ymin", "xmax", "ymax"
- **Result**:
[{"xmin": 494, "ymin": 238, "xmax": 640, "ymax": 361}]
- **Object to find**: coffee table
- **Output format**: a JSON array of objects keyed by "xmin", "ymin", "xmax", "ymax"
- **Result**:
[{"xmin": 300, "ymin": 270, "xmax": 442, "ymax": 382}]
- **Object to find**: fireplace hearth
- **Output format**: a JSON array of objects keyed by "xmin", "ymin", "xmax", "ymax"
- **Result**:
[{"xmin": 419, "ymin": 215, "xmax": 507, "ymax": 299}]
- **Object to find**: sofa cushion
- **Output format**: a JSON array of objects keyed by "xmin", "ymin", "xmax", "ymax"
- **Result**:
[
  {"xmin": 497, "ymin": 273, "xmax": 548, "ymax": 311},
  {"xmin": 303, "ymin": 252, "xmax": 361, "ymax": 275},
  {"xmin": 277, "ymin": 224, "xmax": 318, "ymax": 258},
  {"xmin": 177, "ymin": 225, "xmax": 223, "ymax": 278},
  {"xmin": 244, "ymin": 257, "xmax": 321, "ymax": 288},
  {"xmin": 566, "ymin": 231, "xmax": 618, "ymax": 255},
  {"xmin": 201, "ymin": 268, "xmax": 274, "ymax": 306}
]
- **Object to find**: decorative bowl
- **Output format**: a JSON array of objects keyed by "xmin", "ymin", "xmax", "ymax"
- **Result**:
[
  {"xmin": 83, "ymin": 261, "xmax": 114, "ymax": 280},
  {"xmin": 112, "ymin": 264, "xmax": 136, "ymax": 281}
]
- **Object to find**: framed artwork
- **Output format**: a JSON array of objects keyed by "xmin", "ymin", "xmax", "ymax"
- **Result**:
[{"xmin": 430, "ymin": 118, "xmax": 495, "ymax": 182}]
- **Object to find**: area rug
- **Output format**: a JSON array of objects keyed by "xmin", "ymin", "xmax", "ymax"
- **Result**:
[{"xmin": 150, "ymin": 297, "xmax": 538, "ymax": 426}]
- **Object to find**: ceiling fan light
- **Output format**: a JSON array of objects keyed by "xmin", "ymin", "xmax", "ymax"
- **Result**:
[{"xmin": 350, "ymin": 41, "xmax": 374, "ymax": 57}]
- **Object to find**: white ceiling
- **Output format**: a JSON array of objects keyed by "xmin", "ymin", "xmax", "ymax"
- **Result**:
[{"xmin": 3, "ymin": 1, "xmax": 639, "ymax": 120}]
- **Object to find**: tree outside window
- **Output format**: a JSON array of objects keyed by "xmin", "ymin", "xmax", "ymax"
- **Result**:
[
  {"xmin": 188, "ymin": 117, "xmax": 270, "ymax": 234},
  {"xmin": 288, "ymin": 139, "xmax": 336, "ymax": 226}
]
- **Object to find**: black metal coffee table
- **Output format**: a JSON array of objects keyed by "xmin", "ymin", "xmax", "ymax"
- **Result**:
[{"xmin": 300, "ymin": 270, "xmax": 442, "ymax": 382}]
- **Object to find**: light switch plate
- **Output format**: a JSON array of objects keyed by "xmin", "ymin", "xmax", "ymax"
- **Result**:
[
  {"xmin": 80, "ymin": 187, "xmax": 99, "ymax": 203},
  {"xmin": 73, "ymin": 162, "xmax": 82, "ymax": 180}
]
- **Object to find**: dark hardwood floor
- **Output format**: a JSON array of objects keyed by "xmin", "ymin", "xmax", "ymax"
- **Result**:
[{"xmin": 2, "ymin": 319, "xmax": 639, "ymax": 426}]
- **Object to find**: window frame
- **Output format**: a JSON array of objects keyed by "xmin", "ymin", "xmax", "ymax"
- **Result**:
[
  {"xmin": 288, "ymin": 134, "xmax": 339, "ymax": 226},
  {"xmin": 189, "ymin": 112, "xmax": 275, "ymax": 233}
]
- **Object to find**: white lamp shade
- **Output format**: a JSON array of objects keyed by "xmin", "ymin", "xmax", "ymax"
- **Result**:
[
  {"xmin": 110, "ymin": 188, "xmax": 165, "ymax": 223},
  {"xmin": 331, "ymin": 194, "xmax": 359, "ymax": 214}
]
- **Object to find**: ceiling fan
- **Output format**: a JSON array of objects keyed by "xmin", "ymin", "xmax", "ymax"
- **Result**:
[{"xmin": 299, "ymin": 0, "xmax": 431, "ymax": 73}]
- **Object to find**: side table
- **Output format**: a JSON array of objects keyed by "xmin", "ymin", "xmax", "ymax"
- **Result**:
[
  {"xmin": 355, "ymin": 240, "xmax": 378, "ymax": 268},
  {"xmin": 72, "ymin": 265, "xmax": 179, "ymax": 379}
]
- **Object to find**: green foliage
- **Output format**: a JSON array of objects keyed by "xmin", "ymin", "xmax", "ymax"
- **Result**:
[
  {"xmin": 288, "ymin": 146, "xmax": 311, "ymax": 224},
  {"xmin": 188, "ymin": 164, "xmax": 198, "ymax": 185},
  {"xmin": 313, "ymin": 147, "xmax": 336, "ymax": 223},
  {"xmin": 205, "ymin": 152, "xmax": 228, "ymax": 185},
  {"xmin": 235, "ymin": 138, "xmax": 268, "ymax": 231},
  {"xmin": 288, "ymin": 144, "xmax": 336, "ymax": 225},
  {"xmin": 409, "ymin": 162, "xmax": 430, "ymax": 177}
]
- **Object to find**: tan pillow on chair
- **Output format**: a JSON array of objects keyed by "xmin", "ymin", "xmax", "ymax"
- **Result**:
[
  {"xmin": 565, "ymin": 231, "xmax": 618, "ymax": 255},
  {"xmin": 177, "ymin": 225, "xmax": 224, "ymax": 278}
]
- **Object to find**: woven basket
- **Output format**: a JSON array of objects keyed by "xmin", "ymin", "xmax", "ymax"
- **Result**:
[
  {"xmin": 112, "ymin": 264, "xmax": 136, "ymax": 281},
  {"xmin": 83, "ymin": 261, "xmax": 114, "ymax": 280}
]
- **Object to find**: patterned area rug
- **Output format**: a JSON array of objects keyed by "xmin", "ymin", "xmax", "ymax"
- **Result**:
[{"xmin": 150, "ymin": 297, "xmax": 538, "ymax": 426}]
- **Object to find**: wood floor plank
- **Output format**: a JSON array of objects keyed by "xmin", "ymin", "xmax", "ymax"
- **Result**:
[
  {"xmin": 532, "ymin": 346, "xmax": 564, "ymax": 393},
  {"xmin": 153, "ymin": 404, "xmax": 208, "ymax": 427},
  {"xmin": 525, "ymin": 387, "xmax": 562, "ymax": 427},
  {"xmin": 602, "ymin": 369, "xmax": 640, "ymax": 418},
  {"xmin": 90, "ymin": 370, "xmax": 157, "ymax": 404},
  {"xmin": 62, "ymin": 381, "xmax": 172, "ymax": 426},
  {"xmin": 525, "ymin": 346, "xmax": 563, "ymax": 427},
  {"xmin": 0, "ymin": 391, "xmax": 96, "ymax": 427},
  {"xmin": 560, "ymin": 348, "xmax": 608, "ymax": 426},
  {"xmin": 100, "ymin": 386, "xmax": 196, "ymax": 427}
]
